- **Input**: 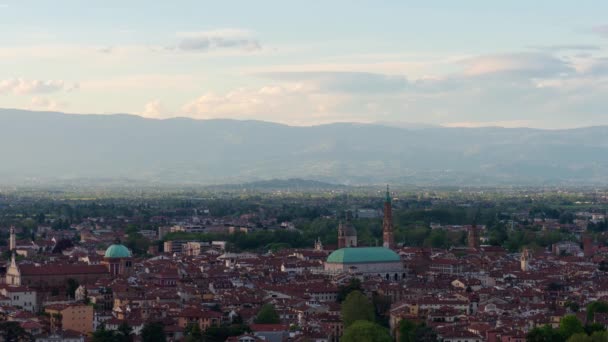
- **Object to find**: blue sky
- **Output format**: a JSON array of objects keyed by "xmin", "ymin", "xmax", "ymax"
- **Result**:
[{"xmin": 1, "ymin": 1, "xmax": 608, "ymax": 127}]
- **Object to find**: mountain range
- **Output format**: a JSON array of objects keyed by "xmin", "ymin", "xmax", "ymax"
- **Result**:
[{"xmin": 1, "ymin": 108, "xmax": 608, "ymax": 186}]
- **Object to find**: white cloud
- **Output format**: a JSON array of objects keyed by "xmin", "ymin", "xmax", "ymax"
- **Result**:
[
  {"xmin": 30, "ymin": 96, "xmax": 64, "ymax": 111},
  {"xmin": 176, "ymin": 29, "xmax": 261, "ymax": 52},
  {"xmin": 0, "ymin": 78, "xmax": 70, "ymax": 95},
  {"xmin": 181, "ymin": 84, "xmax": 353, "ymax": 124},
  {"xmin": 527, "ymin": 44, "xmax": 601, "ymax": 52},
  {"xmin": 140, "ymin": 100, "xmax": 167, "ymax": 119},
  {"xmin": 462, "ymin": 53, "xmax": 573, "ymax": 78},
  {"xmin": 81, "ymin": 74, "xmax": 197, "ymax": 90},
  {"xmin": 593, "ymin": 25, "xmax": 608, "ymax": 38},
  {"xmin": 256, "ymin": 71, "xmax": 408, "ymax": 93}
]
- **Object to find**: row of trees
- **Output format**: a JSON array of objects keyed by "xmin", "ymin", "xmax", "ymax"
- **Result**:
[{"xmin": 527, "ymin": 312, "xmax": 608, "ymax": 342}]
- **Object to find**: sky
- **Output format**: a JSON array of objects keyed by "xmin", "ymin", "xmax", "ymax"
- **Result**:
[{"xmin": 1, "ymin": 1, "xmax": 608, "ymax": 128}]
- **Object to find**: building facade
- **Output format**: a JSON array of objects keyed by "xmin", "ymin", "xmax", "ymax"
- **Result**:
[{"xmin": 324, "ymin": 247, "xmax": 405, "ymax": 281}]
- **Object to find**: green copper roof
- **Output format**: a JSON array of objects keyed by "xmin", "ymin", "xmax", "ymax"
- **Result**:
[
  {"xmin": 326, "ymin": 247, "xmax": 400, "ymax": 264},
  {"xmin": 104, "ymin": 244, "xmax": 132, "ymax": 258}
]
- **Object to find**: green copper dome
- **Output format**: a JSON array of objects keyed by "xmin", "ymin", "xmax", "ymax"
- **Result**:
[
  {"xmin": 326, "ymin": 247, "xmax": 400, "ymax": 264},
  {"xmin": 104, "ymin": 244, "xmax": 132, "ymax": 258}
]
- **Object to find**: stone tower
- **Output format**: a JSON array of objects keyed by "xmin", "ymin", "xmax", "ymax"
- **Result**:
[
  {"xmin": 337, "ymin": 220, "xmax": 346, "ymax": 248},
  {"xmin": 382, "ymin": 185, "xmax": 395, "ymax": 249},
  {"xmin": 337, "ymin": 211, "xmax": 357, "ymax": 249},
  {"xmin": 583, "ymin": 234, "xmax": 594, "ymax": 258},
  {"xmin": 468, "ymin": 224, "xmax": 480, "ymax": 249},
  {"xmin": 521, "ymin": 248, "xmax": 531, "ymax": 272},
  {"xmin": 9, "ymin": 226, "xmax": 16, "ymax": 251}
]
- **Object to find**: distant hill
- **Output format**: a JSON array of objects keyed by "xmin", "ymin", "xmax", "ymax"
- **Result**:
[
  {"xmin": 2, "ymin": 108, "xmax": 608, "ymax": 186},
  {"xmin": 205, "ymin": 178, "xmax": 348, "ymax": 191}
]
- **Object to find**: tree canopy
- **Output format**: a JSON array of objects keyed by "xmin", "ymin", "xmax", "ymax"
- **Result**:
[
  {"xmin": 141, "ymin": 322, "xmax": 166, "ymax": 342},
  {"xmin": 92, "ymin": 323, "xmax": 133, "ymax": 342},
  {"xmin": 341, "ymin": 320, "xmax": 392, "ymax": 342},
  {"xmin": 341, "ymin": 290, "xmax": 375, "ymax": 328},
  {"xmin": 0, "ymin": 321, "xmax": 31, "ymax": 342},
  {"xmin": 254, "ymin": 303, "xmax": 280, "ymax": 324},
  {"xmin": 527, "ymin": 325, "xmax": 565, "ymax": 342},
  {"xmin": 587, "ymin": 301, "xmax": 608, "ymax": 322},
  {"xmin": 567, "ymin": 331, "xmax": 608, "ymax": 342},
  {"xmin": 560, "ymin": 315, "xmax": 585, "ymax": 340},
  {"xmin": 337, "ymin": 278, "xmax": 362, "ymax": 302}
]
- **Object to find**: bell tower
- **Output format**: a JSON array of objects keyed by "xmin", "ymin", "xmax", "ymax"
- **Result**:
[
  {"xmin": 521, "ymin": 248, "xmax": 531, "ymax": 272},
  {"xmin": 382, "ymin": 185, "xmax": 395, "ymax": 249},
  {"xmin": 468, "ymin": 224, "xmax": 480, "ymax": 249},
  {"xmin": 338, "ymin": 220, "xmax": 346, "ymax": 249},
  {"xmin": 9, "ymin": 226, "xmax": 16, "ymax": 251}
]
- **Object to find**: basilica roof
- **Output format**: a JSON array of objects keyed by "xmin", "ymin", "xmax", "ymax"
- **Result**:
[{"xmin": 326, "ymin": 247, "xmax": 400, "ymax": 264}]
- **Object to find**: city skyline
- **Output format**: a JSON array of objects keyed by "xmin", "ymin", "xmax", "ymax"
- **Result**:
[{"xmin": 1, "ymin": 1, "xmax": 608, "ymax": 128}]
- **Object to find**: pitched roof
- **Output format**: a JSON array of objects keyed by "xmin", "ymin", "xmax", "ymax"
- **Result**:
[{"xmin": 19, "ymin": 264, "xmax": 107, "ymax": 276}]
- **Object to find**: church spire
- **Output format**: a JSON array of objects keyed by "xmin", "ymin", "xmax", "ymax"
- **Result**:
[{"xmin": 10, "ymin": 252, "xmax": 17, "ymax": 268}]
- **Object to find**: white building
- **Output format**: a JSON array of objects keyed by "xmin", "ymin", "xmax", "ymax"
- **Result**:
[{"xmin": 0, "ymin": 284, "xmax": 38, "ymax": 312}]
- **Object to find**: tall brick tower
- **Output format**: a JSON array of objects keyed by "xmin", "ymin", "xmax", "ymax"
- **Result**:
[
  {"xmin": 468, "ymin": 224, "xmax": 480, "ymax": 249},
  {"xmin": 337, "ymin": 220, "xmax": 345, "ymax": 249},
  {"xmin": 583, "ymin": 234, "xmax": 594, "ymax": 258},
  {"xmin": 382, "ymin": 185, "xmax": 395, "ymax": 249}
]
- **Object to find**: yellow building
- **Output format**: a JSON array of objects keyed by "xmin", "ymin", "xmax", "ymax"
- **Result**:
[{"xmin": 45, "ymin": 303, "xmax": 94, "ymax": 334}]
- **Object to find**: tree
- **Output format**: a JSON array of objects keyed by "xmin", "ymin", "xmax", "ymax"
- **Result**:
[
  {"xmin": 66, "ymin": 278, "xmax": 79, "ymax": 299},
  {"xmin": 184, "ymin": 323, "xmax": 202, "ymax": 342},
  {"xmin": 337, "ymin": 278, "xmax": 362, "ymax": 302},
  {"xmin": 565, "ymin": 332, "xmax": 608, "ymax": 342},
  {"xmin": 141, "ymin": 322, "xmax": 166, "ymax": 342},
  {"xmin": 590, "ymin": 331, "xmax": 608, "ymax": 341},
  {"xmin": 565, "ymin": 301, "xmax": 580, "ymax": 313},
  {"xmin": 0, "ymin": 321, "xmax": 32, "ymax": 342},
  {"xmin": 587, "ymin": 301, "xmax": 608, "ymax": 322},
  {"xmin": 560, "ymin": 315, "xmax": 584, "ymax": 340},
  {"xmin": 203, "ymin": 325, "xmax": 251, "ymax": 342},
  {"xmin": 341, "ymin": 290, "xmax": 375, "ymax": 328},
  {"xmin": 413, "ymin": 323, "xmax": 438, "ymax": 342},
  {"xmin": 254, "ymin": 303, "xmax": 280, "ymax": 324},
  {"xmin": 91, "ymin": 325, "xmax": 117, "ymax": 342},
  {"xmin": 527, "ymin": 325, "xmax": 564, "ymax": 342},
  {"xmin": 341, "ymin": 320, "xmax": 391, "ymax": 342},
  {"xmin": 567, "ymin": 331, "xmax": 608, "ymax": 342},
  {"xmin": 372, "ymin": 293, "xmax": 391, "ymax": 325},
  {"xmin": 398, "ymin": 319, "xmax": 417, "ymax": 342},
  {"xmin": 52, "ymin": 238, "xmax": 74, "ymax": 253},
  {"xmin": 584, "ymin": 322, "xmax": 605, "ymax": 335},
  {"xmin": 117, "ymin": 321, "xmax": 134, "ymax": 342},
  {"xmin": 567, "ymin": 333, "xmax": 591, "ymax": 342}
]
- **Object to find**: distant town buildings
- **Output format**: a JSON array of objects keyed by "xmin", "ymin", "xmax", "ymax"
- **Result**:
[{"xmin": 1, "ymin": 187, "xmax": 608, "ymax": 341}]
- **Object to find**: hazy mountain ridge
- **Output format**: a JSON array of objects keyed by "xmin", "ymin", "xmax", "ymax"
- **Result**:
[{"xmin": 1, "ymin": 109, "xmax": 608, "ymax": 186}]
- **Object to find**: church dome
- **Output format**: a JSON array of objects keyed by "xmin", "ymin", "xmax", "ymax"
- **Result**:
[
  {"xmin": 326, "ymin": 247, "xmax": 400, "ymax": 264},
  {"xmin": 104, "ymin": 244, "xmax": 132, "ymax": 258}
]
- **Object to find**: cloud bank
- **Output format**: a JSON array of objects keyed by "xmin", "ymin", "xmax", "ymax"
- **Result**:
[
  {"xmin": 0, "ymin": 78, "xmax": 72, "ymax": 95},
  {"xmin": 176, "ymin": 29, "xmax": 261, "ymax": 52}
]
